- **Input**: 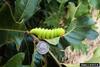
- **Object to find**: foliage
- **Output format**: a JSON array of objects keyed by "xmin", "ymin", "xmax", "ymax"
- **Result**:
[{"xmin": 0, "ymin": 0, "xmax": 100, "ymax": 67}]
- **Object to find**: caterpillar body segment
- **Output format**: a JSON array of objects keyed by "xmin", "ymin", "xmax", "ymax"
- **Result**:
[{"xmin": 30, "ymin": 28, "xmax": 65, "ymax": 39}]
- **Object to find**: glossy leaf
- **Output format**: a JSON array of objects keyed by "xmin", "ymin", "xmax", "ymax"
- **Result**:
[{"xmin": 15, "ymin": 0, "xmax": 41, "ymax": 22}]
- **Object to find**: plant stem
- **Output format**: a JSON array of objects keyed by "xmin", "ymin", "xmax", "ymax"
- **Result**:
[
  {"xmin": 48, "ymin": 50, "xmax": 62, "ymax": 67},
  {"xmin": 0, "ymin": 28, "xmax": 26, "ymax": 33}
]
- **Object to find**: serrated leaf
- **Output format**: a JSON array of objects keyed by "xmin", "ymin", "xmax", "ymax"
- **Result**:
[
  {"xmin": 88, "ymin": 0, "xmax": 100, "ymax": 9},
  {"xmin": 15, "ymin": 0, "xmax": 41, "ymax": 22},
  {"xmin": 3, "ymin": 53, "xmax": 25, "ymax": 67},
  {"xmin": 45, "ymin": 37, "xmax": 60, "ymax": 45}
]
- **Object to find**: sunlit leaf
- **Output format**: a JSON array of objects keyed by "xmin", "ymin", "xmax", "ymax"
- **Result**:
[{"xmin": 45, "ymin": 37, "xmax": 60, "ymax": 45}]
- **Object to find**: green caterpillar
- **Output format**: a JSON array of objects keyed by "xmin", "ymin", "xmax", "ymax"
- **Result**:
[{"xmin": 29, "ymin": 28, "xmax": 65, "ymax": 39}]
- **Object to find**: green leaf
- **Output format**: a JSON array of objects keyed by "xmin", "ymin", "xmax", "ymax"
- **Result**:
[
  {"xmin": 57, "ymin": 0, "xmax": 68, "ymax": 4},
  {"xmin": 86, "ymin": 56, "xmax": 100, "ymax": 63},
  {"xmin": 0, "ymin": 5, "xmax": 25, "ymax": 30},
  {"xmin": 0, "ymin": 42, "xmax": 18, "ymax": 65},
  {"xmin": 22, "ymin": 65, "xmax": 30, "ymax": 67},
  {"xmin": 94, "ymin": 47, "xmax": 100, "ymax": 58},
  {"xmin": 0, "ymin": 3, "xmax": 6, "ymax": 13},
  {"xmin": 45, "ymin": 37, "xmax": 60, "ymax": 45},
  {"xmin": 45, "ymin": 0, "xmax": 59, "ymax": 13},
  {"xmin": 63, "ymin": 15, "xmax": 98, "ymax": 52},
  {"xmin": 62, "ymin": 63, "xmax": 80, "ymax": 67},
  {"xmin": 47, "ymin": 0, "xmax": 52, "ymax": 3},
  {"xmin": 0, "ymin": 5, "xmax": 25, "ymax": 48},
  {"xmin": 0, "ymin": 30, "xmax": 24, "ymax": 50},
  {"xmin": 64, "ymin": 32, "xmax": 88, "ymax": 53},
  {"xmin": 86, "ymin": 47, "xmax": 100, "ymax": 63},
  {"xmin": 75, "ymin": 1, "xmax": 89, "ymax": 17},
  {"xmin": 88, "ymin": 0, "xmax": 100, "ymax": 9},
  {"xmin": 66, "ymin": 2, "xmax": 77, "ymax": 21},
  {"xmin": 86, "ymin": 30, "xmax": 99, "ymax": 40},
  {"xmin": 77, "ymin": 16, "xmax": 95, "ymax": 26},
  {"xmin": 3, "ymin": 53, "xmax": 25, "ymax": 67},
  {"xmin": 49, "ymin": 44, "xmax": 65, "ymax": 62},
  {"xmin": 44, "ymin": 13, "xmax": 61, "ymax": 27},
  {"xmin": 15, "ymin": 0, "xmax": 41, "ymax": 22}
]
